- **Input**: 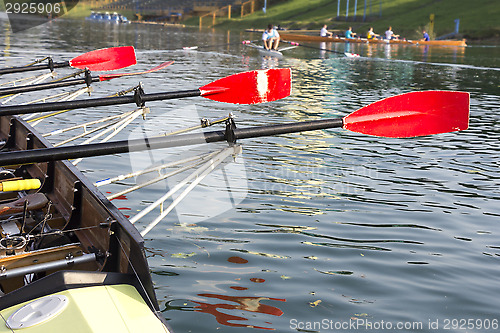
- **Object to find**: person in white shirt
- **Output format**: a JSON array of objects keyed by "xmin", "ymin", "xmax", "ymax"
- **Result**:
[
  {"xmin": 262, "ymin": 24, "xmax": 280, "ymax": 50},
  {"xmin": 320, "ymin": 24, "xmax": 332, "ymax": 37},
  {"xmin": 385, "ymin": 26, "xmax": 400, "ymax": 40}
]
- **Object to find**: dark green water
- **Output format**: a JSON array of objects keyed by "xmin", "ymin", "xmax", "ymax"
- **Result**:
[{"xmin": 1, "ymin": 18, "xmax": 499, "ymax": 332}]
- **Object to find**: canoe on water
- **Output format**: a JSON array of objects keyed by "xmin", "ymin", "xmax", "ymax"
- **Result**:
[
  {"xmin": 244, "ymin": 42, "xmax": 298, "ymax": 58},
  {"xmin": 245, "ymin": 43, "xmax": 284, "ymax": 57},
  {"xmin": 276, "ymin": 32, "xmax": 467, "ymax": 47},
  {"xmin": 0, "ymin": 115, "xmax": 171, "ymax": 332}
]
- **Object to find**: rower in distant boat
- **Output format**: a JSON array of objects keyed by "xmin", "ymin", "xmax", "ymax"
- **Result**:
[
  {"xmin": 367, "ymin": 27, "xmax": 380, "ymax": 40},
  {"xmin": 385, "ymin": 26, "xmax": 400, "ymax": 40},
  {"xmin": 422, "ymin": 30, "xmax": 430, "ymax": 41},
  {"xmin": 320, "ymin": 24, "xmax": 333, "ymax": 37},
  {"xmin": 262, "ymin": 24, "xmax": 281, "ymax": 50},
  {"xmin": 345, "ymin": 27, "xmax": 356, "ymax": 39}
]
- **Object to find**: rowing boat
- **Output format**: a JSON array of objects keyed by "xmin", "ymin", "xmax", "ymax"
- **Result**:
[
  {"xmin": 245, "ymin": 43, "xmax": 284, "ymax": 57},
  {"xmin": 0, "ymin": 115, "xmax": 171, "ymax": 331},
  {"xmin": 278, "ymin": 32, "xmax": 467, "ymax": 47},
  {"xmin": 244, "ymin": 42, "xmax": 299, "ymax": 58}
]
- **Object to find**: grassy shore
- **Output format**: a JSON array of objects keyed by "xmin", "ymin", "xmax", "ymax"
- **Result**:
[
  {"xmin": 4, "ymin": 0, "xmax": 495, "ymax": 42},
  {"xmin": 61, "ymin": 2, "xmax": 136, "ymax": 21},
  {"xmin": 206, "ymin": 0, "xmax": 500, "ymax": 42}
]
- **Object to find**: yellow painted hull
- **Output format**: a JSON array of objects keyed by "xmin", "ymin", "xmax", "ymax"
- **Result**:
[{"xmin": 0, "ymin": 284, "xmax": 168, "ymax": 332}]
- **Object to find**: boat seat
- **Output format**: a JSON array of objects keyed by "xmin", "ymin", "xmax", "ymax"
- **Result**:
[{"xmin": 0, "ymin": 193, "xmax": 49, "ymax": 217}]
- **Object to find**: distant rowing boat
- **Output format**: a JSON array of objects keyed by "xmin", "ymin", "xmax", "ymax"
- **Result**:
[
  {"xmin": 86, "ymin": 11, "xmax": 130, "ymax": 24},
  {"xmin": 278, "ymin": 32, "xmax": 467, "ymax": 47},
  {"xmin": 245, "ymin": 43, "xmax": 283, "ymax": 57}
]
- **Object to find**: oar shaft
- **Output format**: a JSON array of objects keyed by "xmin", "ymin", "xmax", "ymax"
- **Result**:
[
  {"xmin": 0, "ymin": 90, "xmax": 202, "ymax": 116},
  {"xmin": 0, "ymin": 118, "xmax": 344, "ymax": 166},
  {"xmin": 232, "ymin": 118, "xmax": 344, "ymax": 140},
  {"xmin": 0, "ymin": 61, "xmax": 70, "ymax": 75},
  {"xmin": 0, "ymin": 131, "xmax": 212, "ymax": 165},
  {"xmin": 0, "ymin": 77, "xmax": 100, "ymax": 96}
]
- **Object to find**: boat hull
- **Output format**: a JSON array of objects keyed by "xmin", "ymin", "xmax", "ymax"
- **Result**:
[
  {"xmin": 246, "ymin": 43, "xmax": 283, "ymax": 57},
  {"xmin": 0, "ymin": 116, "xmax": 169, "ymax": 331},
  {"xmin": 0, "ymin": 271, "xmax": 168, "ymax": 332}
]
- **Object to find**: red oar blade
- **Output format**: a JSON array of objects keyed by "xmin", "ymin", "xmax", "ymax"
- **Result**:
[
  {"xmin": 69, "ymin": 46, "xmax": 137, "ymax": 71},
  {"xmin": 98, "ymin": 61, "xmax": 174, "ymax": 81},
  {"xmin": 343, "ymin": 91, "xmax": 469, "ymax": 138},
  {"xmin": 199, "ymin": 68, "xmax": 292, "ymax": 104}
]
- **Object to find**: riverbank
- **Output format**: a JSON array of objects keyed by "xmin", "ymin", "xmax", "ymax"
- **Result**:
[
  {"xmin": 192, "ymin": 0, "xmax": 499, "ymax": 43},
  {"xmin": 3, "ymin": 0, "xmax": 497, "ymax": 43}
]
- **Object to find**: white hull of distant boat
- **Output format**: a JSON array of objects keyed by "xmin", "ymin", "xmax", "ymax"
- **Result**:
[{"xmin": 246, "ymin": 43, "xmax": 297, "ymax": 58}]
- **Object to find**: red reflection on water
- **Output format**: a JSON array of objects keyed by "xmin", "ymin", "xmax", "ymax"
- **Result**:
[
  {"xmin": 250, "ymin": 278, "xmax": 265, "ymax": 283},
  {"xmin": 228, "ymin": 256, "xmax": 248, "ymax": 264},
  {"xmin": 107, "ymin": 192, "xmax": 128, "ymax": 201},
  {"xmin": 193, "ymin": 293, "xmax": 286, "ymax": 330},
  {"xmin": 118, "ymin": 207, "xmax": 131, "ymax": 218},
  {"xmin": 230, "ymin": 286, "xmax": 248, "ymax": 291}
]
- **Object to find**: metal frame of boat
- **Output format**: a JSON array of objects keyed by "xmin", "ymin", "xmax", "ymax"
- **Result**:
[
  {"xmin": 0, "ymin": 115, "xmax": 170, "ymax": 332},
  {"xmin": 278, "ymin": 32, "xmax": 467, "ymax": 47}
]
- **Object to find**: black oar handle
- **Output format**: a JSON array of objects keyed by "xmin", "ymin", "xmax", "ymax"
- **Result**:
[
  {"xmin": 0, "ymin": 118, "xmax": 344, "ymax": 166},
  {"xmin": 0, "ymin": 61, "xmax": 70, "ymax": 75},
  {"xmin": 0, "ymin": 90, "xmax": 202, "ymax": 116},
  {"xmin": 0, "ymin": 77, "xmax": 100, "ymax": 96}
]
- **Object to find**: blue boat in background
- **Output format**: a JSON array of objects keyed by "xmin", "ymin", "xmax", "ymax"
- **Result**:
[{"xmin": 86, "ymin": 12, "xmax": 130, "ymax": 23}]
